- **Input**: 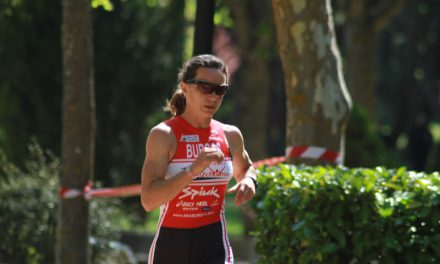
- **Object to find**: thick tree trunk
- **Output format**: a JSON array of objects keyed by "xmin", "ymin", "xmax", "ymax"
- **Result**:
[
  {"xmin": 56, "ymin": 0, "xmax": 95, "ymax": 263},
  {"xmin": 272, "ymin": 0, "xmax": 352, "ymax": 165}
]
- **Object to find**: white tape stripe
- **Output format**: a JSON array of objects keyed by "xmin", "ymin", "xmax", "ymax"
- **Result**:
[
  {"xmin": 63, "ymin": 189, "xmax": 82, "ymax": 199},
  {"xmin": 285, "ymin": 146, "xmax": 293, "ymax": 157},
  {"xmin": 301, "ymin": 146, "xmax": 326, "ymax": 158},
  {"xmin": 335, "ymin": 154, "xmax": 343, "ymax": 164}
]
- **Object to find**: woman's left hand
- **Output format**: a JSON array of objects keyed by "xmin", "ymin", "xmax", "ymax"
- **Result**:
[{"xmin": 227, "ymin": 177, "xmax": 256, "ymax": 206}]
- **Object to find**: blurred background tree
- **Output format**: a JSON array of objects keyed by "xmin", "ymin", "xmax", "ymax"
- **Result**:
[
  {"xmin": 0, "ymin": 0, "xmax": 62, "ymax": 164},
  {"xmin": 57, "ymin": 0, "xmax": 95, "ymax": 262}
]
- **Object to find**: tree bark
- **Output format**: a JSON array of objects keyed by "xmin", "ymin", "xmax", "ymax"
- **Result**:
[
  {"xmin": 56, "ymin": 0, "xmax": 95, "ymax": 263},
  {"xmin": 272, "ymin": 0, "xmax": 352, "ymax": 165}
]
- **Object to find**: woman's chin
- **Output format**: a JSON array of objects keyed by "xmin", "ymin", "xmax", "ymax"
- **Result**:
[{"xmin": 202, "ymin": 106, "xmax": 218, "ymax": 115}]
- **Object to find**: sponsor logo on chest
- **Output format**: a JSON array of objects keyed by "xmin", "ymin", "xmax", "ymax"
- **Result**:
[{"xmin": 180, "ymin": 134, "xmax": 200, "ymax": 142}]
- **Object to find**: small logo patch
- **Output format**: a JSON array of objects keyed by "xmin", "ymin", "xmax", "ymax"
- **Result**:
[{"xmin": 180, "ymin": 135, "xmax": 200, "ymax": 142}]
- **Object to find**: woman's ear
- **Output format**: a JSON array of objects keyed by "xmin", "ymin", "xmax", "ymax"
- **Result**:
[{"xmin": 180, "ymin": 82, "xmax": 189, "ymax": 94}]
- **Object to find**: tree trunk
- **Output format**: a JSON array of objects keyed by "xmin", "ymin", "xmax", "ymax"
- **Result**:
[
  {"xmin": 224, "ymin": 0, "xmax": 274, "ymax": 161},
  {"xmin": 341, "ymin": 0, "xmax": 405, "ymax": 118},
  {"xmin": 193, "ymin": 0, "xmax": 215, "ymax": 55},
  {"xmin": 56, "ymin": 0, "xmax": 95, "ymax": 263},
  {"xmin": 272, "ymin": 0, "xmax": 352, "ymax": 165},
  {"xmin": 345, "ymin": 18, "xmax": 376, "ymax": 117}
]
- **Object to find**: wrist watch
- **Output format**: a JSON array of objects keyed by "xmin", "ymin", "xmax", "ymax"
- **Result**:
[{"xmin": 247, "ymin": 176, "xmax": 259, "ymax": 190}]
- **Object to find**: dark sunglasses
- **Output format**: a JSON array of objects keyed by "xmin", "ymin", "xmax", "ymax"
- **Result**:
[{"xmin": 185, "ymin": 79, "xmax": 229, "ymax": 96}]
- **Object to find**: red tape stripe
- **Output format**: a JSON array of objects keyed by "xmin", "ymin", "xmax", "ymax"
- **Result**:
[{"xmin": 287, "ymin": 146, "xmax": 308, "ymax": 158}]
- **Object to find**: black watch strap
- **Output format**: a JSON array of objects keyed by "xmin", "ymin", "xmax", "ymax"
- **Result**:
[{"xmin": 248, "ymin": 176, "xmax": 259, "ymax": 190}]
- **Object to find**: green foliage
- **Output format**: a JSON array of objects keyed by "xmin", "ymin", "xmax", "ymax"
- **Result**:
[
  {"xmin": 93, "ymin": 0, "xmax": 186, "ymax": 186},
  {"xmin": 0, "ymin": 142, "xmax": 131, "ymax": 263},
  {"xmin": 214, "ymin": 1, "xmax": 234, "ymax": 28},
  {"xmin": 0, "ymin": 142, "xmax": 59, "ymax": 263},
  {"xmin": 0, "ymin": 0, "xmax": 186, "ymax": 188},
  {"xmin": 0, "ymin": 0, "xmax": 62, "ymax": 164},
  {"xmin": 251, "ymin": 164, "xmax": 440, "ymax": 264},
  {"xmin": 92, "ymin": 0, "xmax": 114, "ymax": 11}
]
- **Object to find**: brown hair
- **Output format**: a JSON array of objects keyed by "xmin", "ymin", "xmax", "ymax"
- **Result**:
[{"xmin": 164, "ymin": 54, "xmax": 228, "ymax": 116}]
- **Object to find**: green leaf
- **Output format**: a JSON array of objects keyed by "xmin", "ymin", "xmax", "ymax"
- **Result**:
[
  {"xmin": 91, "ymin": 0, "xmax": 114, "ymax": 11},
  {"xmin": 322, "ymin": 243, "xmax": 338, "ymax": 254},
  {"xmin": 292, "ymin": 220, "xmax": 305, "ymax": 231},
  {"xmin": 298, "ymin": 252, "xmax": 312, "ymax": 264},
  {"xmin": 383, "ymin": 182, "xmax": 402, "ymax": 190},
  {"xmin": 326, "ymin": 223, "xmax": 346, "ymax": 248},
  {"xmin": 378, "ymin": 206, "xmax": 394, "ymax": 218}
]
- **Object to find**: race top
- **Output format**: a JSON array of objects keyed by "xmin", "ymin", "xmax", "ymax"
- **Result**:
[{"xmin": 158, "ymin": 116, "xmax": 233, "ymax": 229}]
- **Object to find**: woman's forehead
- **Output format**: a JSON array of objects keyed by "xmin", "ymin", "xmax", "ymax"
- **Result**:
[{"xmin": 195, "ymin": 67, "xmax": 226, "ymax": 82}]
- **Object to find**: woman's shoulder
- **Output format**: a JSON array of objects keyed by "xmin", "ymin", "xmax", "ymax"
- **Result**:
[
  {"xmin": 221, "ymin": 123, "xmax": 240, "ymax": 134},
  {"xmin": 147, "ymin": 122, "xmax": 175, "ymax": 142},
  {"xmin": 219, "ymin": 122, "xmax": 244, "ymax": 147}
]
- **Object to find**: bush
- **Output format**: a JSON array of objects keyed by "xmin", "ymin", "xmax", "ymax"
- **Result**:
[
  {"xmin": 0, "ymin": 143, "xmax": 59, "ymax": 263},
  {"xmin": 0, "ymin": 142, "xmax": 131, "ymax": 264},
  {"xmin": 251, "ymin": 164, "xmax": 440, "ymax": 264}
]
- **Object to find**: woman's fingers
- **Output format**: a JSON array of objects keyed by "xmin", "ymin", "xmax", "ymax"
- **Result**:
[
  {"xmin": 230, "ymin": 179, "xmax": 256, "ymax": 206},
  {"xmin": 191, "ymin": 147, "xmax": 224, "ymax": 174}
]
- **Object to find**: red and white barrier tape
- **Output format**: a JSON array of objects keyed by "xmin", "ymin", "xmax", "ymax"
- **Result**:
[
  {"xmin": 60, "ymin": 181, "xmax": 93, "ymax": 200},
  {"xmin": 60, "ymin": 182, "xmax": 142, "ymax": 200},
  {"xmin": 285, "ymin": 145, "xmax": 341, "ymax": 164},
  {"xmin": 59, "ymin": 147, "xmax": 340, "ymax": 199},
  {"xmin": 89, "ymin": 184, "xmax": 142, "ymax": 198},
  {"xmin": 253, "ymin": 156, "xmax": 286, "ymax": 168}
]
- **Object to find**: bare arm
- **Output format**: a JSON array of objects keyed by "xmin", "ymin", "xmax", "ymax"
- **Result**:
[
  {"xmin": 224, "ymin": 124, "xmax": 257, "ymax": 206},
  {"xmin": 141, "ymin": 123, "xmax": 225, "ymax": 211},
  {"xmin": 140, "ymin": 123, "xmax": 193, "ymax": 211}
]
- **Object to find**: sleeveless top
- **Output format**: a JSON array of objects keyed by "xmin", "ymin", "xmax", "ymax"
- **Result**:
[{"xmin": 158, "ymin": 116, "xmax": 234, "ymax": 229}]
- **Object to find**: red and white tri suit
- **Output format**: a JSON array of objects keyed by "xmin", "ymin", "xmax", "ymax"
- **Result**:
[{"xmin": 148, "ymin": 116, "xmax": 234, "ymax": 264}]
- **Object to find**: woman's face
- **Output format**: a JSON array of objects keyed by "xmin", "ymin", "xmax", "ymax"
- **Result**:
[{"xmin": 182, "ymin": 67, "xmax": 227, "ymax": 117}]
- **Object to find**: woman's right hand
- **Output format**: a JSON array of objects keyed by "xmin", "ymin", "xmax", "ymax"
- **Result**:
[{"xmin": 189, "ymin": 147, "xmax": 224, "ymax": 175}]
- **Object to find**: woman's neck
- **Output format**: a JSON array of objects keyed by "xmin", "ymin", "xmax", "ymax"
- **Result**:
[{"xmin": 180, "ymin": 111, "xmax": 212, "ymax": 129}]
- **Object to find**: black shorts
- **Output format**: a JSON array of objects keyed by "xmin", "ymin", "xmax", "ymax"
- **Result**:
[{"xmin": 148, "ymin": 221, "xmax": 233, "ymax": 264}]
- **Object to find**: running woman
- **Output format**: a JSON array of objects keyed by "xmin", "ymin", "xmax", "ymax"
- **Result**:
[{"xmin": 141, "ymin": 54, "xmax": 258, "ymax": 264}]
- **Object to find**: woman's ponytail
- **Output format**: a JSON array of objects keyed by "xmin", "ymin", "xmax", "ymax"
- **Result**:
[{"xmin": 164, "ymin": 89, "xmax": 186, "ymax": 116}]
